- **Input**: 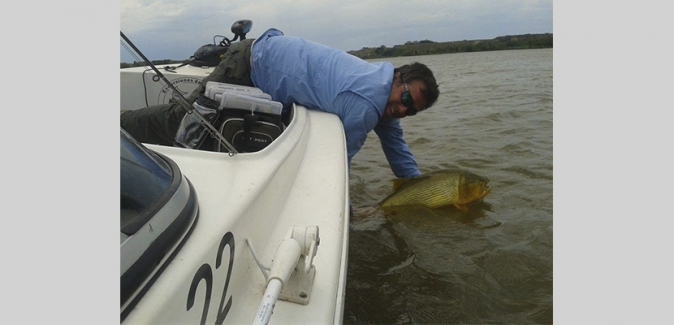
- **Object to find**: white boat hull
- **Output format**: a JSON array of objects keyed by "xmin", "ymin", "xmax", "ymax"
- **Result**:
[
  {"xmin": 121, "ymin": 64, "xmax": 213, "ymax": 110},
  {"xmin": 121, "ymin": 62, "xmax": 350, "ymax": 324}
]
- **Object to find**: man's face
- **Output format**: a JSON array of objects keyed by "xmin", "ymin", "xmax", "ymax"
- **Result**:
[{"xmin": 382, "ymin": 77, "xmax": 428, "ymax": 119}]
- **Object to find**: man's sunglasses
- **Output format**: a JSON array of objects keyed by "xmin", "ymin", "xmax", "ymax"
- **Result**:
[{"xmin": 401, "ymin": 77, "xmax": 424, "ymax": 116}]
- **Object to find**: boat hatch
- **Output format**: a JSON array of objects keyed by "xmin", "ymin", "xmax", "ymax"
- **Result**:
[{"xmin": 120, "ymin": 129, "xmax": 199, "ymax": 320}]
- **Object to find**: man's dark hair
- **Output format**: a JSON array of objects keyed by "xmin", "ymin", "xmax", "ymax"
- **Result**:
[{"xmin": 394, "ymin": 62, "xmax": 440, "ymax": 108}]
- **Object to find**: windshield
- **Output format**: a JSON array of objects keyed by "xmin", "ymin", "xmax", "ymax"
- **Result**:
[
  {"xmin": 120, "ymin": 129, "xmax": 173, "ymax": 234},
  {"xmin": 120, "ymin": 128, "xmax": 199, "ymax": 318}
]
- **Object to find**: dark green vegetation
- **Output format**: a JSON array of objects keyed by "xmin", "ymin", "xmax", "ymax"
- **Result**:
[
  {"xmin": 120, "ymin": 33, "xmax": 552, "ymax": 68},
  {"xmin": 347, "ymin": 33, "xmax": 552, "ymax": 59}
]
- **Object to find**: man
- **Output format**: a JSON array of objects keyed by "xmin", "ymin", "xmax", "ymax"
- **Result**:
[{"xmin": 121, "ymin": 28, "xmax": 440, "ymax": 178}]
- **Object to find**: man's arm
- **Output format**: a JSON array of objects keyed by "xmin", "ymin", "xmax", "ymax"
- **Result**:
[
  {"xmin": 373, "ymin": 119, "xmax": 421, "ymax": 178},
  {"xmin": 333, "ymin": 91, "xmax": 381, "ymax": 168}
]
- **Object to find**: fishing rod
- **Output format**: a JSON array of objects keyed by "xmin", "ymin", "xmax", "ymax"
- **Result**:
[{"xmin": 120, "ymin": 31, "xmax": 239, "ymax": 155}]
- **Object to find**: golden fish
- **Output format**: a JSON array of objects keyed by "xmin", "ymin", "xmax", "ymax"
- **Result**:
[{"xmin": 380, "ymin": 169, "xmax": 491, "ymax": 213}]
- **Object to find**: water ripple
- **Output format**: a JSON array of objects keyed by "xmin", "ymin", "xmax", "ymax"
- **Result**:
[{"xmin": 346, "ymin": 49, "xmax": 553, "ymax": 325}]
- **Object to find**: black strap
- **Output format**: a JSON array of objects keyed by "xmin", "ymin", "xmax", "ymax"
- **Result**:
[{"xmin": 164, "ymin": 58, "xmax": 194, "ymax": 72}]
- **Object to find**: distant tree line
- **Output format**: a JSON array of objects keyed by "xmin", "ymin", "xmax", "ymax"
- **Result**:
[
  {"xmin": 121, "ymin": 33, "xmax": 552, "ymax": 68},
  {"xmin": 347, "ymin": 33, "xmax": 553, "ymax": 60}
]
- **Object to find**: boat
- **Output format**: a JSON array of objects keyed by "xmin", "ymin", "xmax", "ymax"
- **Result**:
[{"xmin": 120, "ymin": 20, "xmax": 350, "ymax": 324}]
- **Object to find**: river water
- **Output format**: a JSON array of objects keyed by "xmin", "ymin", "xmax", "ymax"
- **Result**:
[{"xmin": 343, "ymin": 49, "xmax": 553, "ymax": 324}]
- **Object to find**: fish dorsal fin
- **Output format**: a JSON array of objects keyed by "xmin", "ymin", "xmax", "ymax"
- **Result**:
[
  {"xmin": 391, "ymin": 175, "xmax": 433, "ymax": 191},
  {"xmin": 391, "ymin": 178, "xmax": 411, "ymax": 191}
]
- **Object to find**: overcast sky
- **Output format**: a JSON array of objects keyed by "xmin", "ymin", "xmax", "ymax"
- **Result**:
[
  {"xmin": 120, "ymin": 0, "xmax": 553, "ymax": 63},
  {"xmin": 7, "ymin": 2, "xmax": 674, "ymax": 323}
]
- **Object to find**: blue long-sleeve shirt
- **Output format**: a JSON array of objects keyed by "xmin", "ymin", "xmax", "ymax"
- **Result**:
[{"xmin": 250, "ymin": 28, "xmax": 420, "ymax": 178}]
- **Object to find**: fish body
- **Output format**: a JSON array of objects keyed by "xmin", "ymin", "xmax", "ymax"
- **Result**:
[{"xmin": 379, "ymin": 169, "xmax": 491, "ymax": 212}]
